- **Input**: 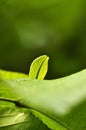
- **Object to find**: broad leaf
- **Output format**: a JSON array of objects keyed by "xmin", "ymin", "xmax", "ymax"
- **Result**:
[
  {"xmin": 0, "ymin": 81, "xmax": 50, "ymax": 130},
  {"xmin": 1, "ymin": 69, "xmax": 86, "ymax": 129},
  {"xmin": 29, "ymin": 55, "xmax": 49, "ymax": 79},
  {"xmin": 0, "ymin": 80, "xmax": 67, "ymax": 130}
]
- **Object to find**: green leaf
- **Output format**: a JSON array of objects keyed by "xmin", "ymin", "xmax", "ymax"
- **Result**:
[
  {"xmin": 29, "ymin": 55, "xmax": 49, "ymax": 79},
  {"xmin": 0, "ymin": 55, "xmax": 50, "ymax": 130},
  {"xmin": 0, "ymin": 55, "xmax": 49, "ymax": 80},
  {"xmin": 0, "ymin": 70, "xmax": 27, "ymax": 79},
  {"xmin": 32, "ymin": 110, "xmax": 67, "ymax": 130},
  {"xmin": 0, "ymin": 81, "xmax": 50, "ymax": 130},
  {"xmin": 0, "ymin": 103, "xmax": 50, "ymax": 130},
  {"xmin": 0, "ymin": 100, "xmax": 26, "ymax": 127},
  {"xmin": 4, "ymin": 69, "xmax": 86, "ymax": 130}
]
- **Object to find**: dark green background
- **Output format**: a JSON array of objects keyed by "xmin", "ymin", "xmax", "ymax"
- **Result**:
[{"xmin": 0, "ymin": 0, "xmax": 86, "ymax": 79}]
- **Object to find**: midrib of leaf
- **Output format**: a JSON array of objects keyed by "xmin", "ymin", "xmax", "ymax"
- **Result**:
[
  {"xmin": 35, "ymin": 58, "xmax": 48, "ymax": 79},
  {"xmin": 31, "ymin": 110, "xmax": 70, "ymax": 130}
]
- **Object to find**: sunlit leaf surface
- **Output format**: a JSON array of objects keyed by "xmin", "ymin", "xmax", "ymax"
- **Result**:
[{"xmin": 29, "ymin": 55, "xmax": 49, "ymax": 79}]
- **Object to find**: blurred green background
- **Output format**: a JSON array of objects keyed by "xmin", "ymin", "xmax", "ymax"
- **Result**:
[{"xmin": 0, "ymin": 0, "xmax": 86, "ymax": 79}]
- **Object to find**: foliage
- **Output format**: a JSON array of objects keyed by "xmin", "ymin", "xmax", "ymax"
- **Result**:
[{"xmin": 0, "ymin": 55, "xmax": 86, "ymax": 130}]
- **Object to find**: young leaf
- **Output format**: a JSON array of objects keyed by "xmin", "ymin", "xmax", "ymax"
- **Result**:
[
  {"xmin": 5, "ymin": 69, "xmax": 86, "ymax": 130},
  {"xmin": 29, "ymin": 55, "xmax": 49, "ymax": 79}
]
